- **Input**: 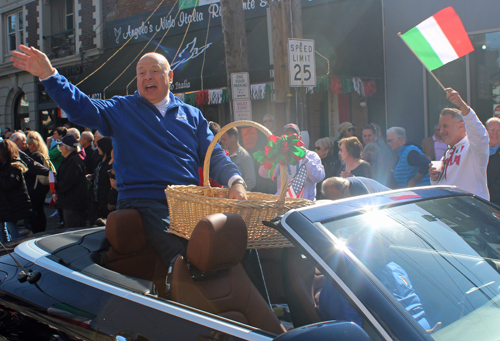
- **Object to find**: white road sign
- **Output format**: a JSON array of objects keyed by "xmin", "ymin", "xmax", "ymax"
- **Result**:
[
  {"xmin": 288, "ymin": 39, "xmax": 316, "ymax": 87},
  {"xmin": 231, "ymin": 72, "xmax": 250, "ymax": 100},
  {"xmin": 233, "ymin": 100, "xmax": 252, "ymax": 121}
]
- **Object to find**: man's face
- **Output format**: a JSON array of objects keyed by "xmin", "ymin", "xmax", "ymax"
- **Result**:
[
  {"xmin": 386, "ymin": 131, "xmax": 402, "ymax": 150},
  {"xmin": 433, "ymin": 126, "xmax": 442, "ymax": 140},
  {"xmin": 488, "ymin": 121, "xmax": 500, "ymax": 148},
  {"xmin": 439, "ymin": 114, "xmax": 464, "ymax": 146},
  {"xmin": 136, "ymin": 54, "xmax": 173, "ymax": 104},
  {"xmin": 59, "ymin": 144, "xmax": 70, "ymax": 158},
  {"xmin": 53, "ymin": 131, "xmax": 62, "ymax": 140},
  {"xmin": 362, "ymin": 129, "xmax": 376, "ymax": 145},
  {"xmin": 263, "ymin": 116, "xmax": 275, "ymax": 132},
  {"xmin": 13, "ymin": 137, "xmax": 27, "ymax": 151},
  {"xmin": 219, "ymin": 132, "xmax": 234, "ymax": 151}
]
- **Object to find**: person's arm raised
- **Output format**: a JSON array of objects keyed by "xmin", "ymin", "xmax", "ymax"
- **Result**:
[{"xmin": 10, "ymin": 44, "xmax": 55, "ymax": 79}]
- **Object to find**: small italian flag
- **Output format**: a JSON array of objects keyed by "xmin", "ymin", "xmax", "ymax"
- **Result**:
[{"xmin": 400, "ymin": 7, "xmax": 474, "ymax": 71}]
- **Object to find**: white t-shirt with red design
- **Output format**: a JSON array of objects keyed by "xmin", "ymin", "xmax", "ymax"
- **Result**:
[{"xmin": 431, "ymin": 109, "xmax": 490, "ymax": 200}]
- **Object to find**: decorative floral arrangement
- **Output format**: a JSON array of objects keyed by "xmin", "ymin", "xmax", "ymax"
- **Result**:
[{"xmin": 253, "ymin": 134, "xmax": 306, "ymax": 179}]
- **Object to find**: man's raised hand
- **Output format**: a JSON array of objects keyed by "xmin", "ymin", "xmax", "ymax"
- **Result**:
[
  {"xmin": 10, "ymin": 44, "xmax": 55, "ymax": 79},
  {"xmin": 445, "ymin": 88, "xmax": 469, "ymax": 114}
]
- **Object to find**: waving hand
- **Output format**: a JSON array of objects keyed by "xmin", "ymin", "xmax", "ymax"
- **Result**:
[{"xmin": 10, "ymin": 44, "xmax": 55, "ymax": 79}]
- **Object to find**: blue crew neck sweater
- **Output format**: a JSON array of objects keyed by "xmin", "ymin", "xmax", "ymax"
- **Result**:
[{"xmin": 42, "ymin": 72, "xmax": 241, "ymax": 200}]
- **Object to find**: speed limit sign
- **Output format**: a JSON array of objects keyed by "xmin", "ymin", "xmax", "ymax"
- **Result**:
[{"xmin": 288, "ymin": 39, "xmax": 316, "ymax": 87}]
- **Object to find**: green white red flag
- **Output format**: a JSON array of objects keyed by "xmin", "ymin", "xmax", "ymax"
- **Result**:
[{"xmin": 400, "ymin": 7, "xmax": 474, "ymax": 71}]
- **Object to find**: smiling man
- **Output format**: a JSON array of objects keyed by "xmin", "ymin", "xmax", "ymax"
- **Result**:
[
  {"xmin": 429, "ymin": 88, "xmax": 489, "ymax": 200},
  {"xmin": 10, "ymin": 45, "xmax": 246, "ymax": 267}
]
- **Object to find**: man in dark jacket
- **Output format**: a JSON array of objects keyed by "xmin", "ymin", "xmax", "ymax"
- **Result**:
[
  {"xmin": 55, "ymin": 135, "xmax": 88, "ymax": 228},
  {"xmin": 487, "ymin": 117, "xmax": 500, "ymax": 206}
]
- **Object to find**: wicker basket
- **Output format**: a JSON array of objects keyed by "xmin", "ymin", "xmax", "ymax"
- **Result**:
[{"xmin": 165, "ymin": 120, "xmax": 313, "ymax": 249}]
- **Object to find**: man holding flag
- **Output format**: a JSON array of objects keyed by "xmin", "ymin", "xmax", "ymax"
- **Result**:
[
  {"xmin": 401, "ymin": 7, "xmax": 489, "ymax": 199},
  {"xmin": 429, "ymin": 89, "xmax": 489, "ymax": 200}
]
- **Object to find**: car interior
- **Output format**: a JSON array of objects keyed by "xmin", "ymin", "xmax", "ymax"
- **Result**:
[{"xmin": 34, "ymin": 208, "xmax": 328, "ymax": 335}]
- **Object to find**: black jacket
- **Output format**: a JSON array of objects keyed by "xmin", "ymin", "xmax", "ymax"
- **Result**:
[
  {"xmin": 488, "ymin": 148, "xmax": 500, "ymax": 206},
  {"xmin": 55, "ymin": 152, "xmax": 88, "ymax": 211},
  {"xmin": 0, "ymin": 159, "xmax": 32, "ymax": 222},
  {"xmin": 93, "ymin": 156, "xmax": 113, "ymax": 208},
  {"xmin": 316, "ymin": 154, "xmax": 340, "ymax": 199}
]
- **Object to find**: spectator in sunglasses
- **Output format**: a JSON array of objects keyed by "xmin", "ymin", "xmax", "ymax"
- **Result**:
[{"xmin": 333, "ymin": 122, "xmax": 355, "ymax": 162}]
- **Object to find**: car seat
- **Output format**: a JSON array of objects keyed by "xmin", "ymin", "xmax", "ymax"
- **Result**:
[
  {"xmin": 169, "ymin": 213, "xmax": 286, "ymax": 335},
  {"xmin": 105, "ymin": 209, "xmax": 168, "ymax": 296},
  {"xmin": 281, "ymin": 247, "xmax": 323, "ymax": 327}
]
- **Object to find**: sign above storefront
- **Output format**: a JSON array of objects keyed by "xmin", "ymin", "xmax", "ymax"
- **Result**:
[{"xmin": 288, "ymin": 38, "xmax": 316, "ymax": 87}]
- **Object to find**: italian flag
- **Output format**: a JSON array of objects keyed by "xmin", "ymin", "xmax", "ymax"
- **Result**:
[{"xmin": 400, "ymin": 7, "xmax": 474, "ymax": 71}]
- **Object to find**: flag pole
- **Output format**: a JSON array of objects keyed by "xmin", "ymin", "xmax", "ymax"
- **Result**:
[{"xmin": 397, "ymin": 32, "xmax": 446, "ymax": 91}]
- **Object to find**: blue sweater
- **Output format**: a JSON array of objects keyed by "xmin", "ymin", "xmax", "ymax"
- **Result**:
[{"xmin": 42, "ymin": 72, "xmax": 241, "ymax": 200}]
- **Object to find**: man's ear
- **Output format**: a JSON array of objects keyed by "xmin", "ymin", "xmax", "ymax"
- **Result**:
[{"xmin": 343, "ymin": 186, "xmax": 350, "ymax": 198}]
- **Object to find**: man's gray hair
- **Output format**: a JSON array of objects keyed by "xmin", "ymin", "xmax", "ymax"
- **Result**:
[
  {"xmin": 322, "ymin": 177, "xmax": 350, "ymax": 196},
  {"xmin": 387, "ymin": 127, "xmax": 406, "ymax": 141},
  {"xmin": 64, "ymin": 145, "xmax": 77, "ymax": 152},
  {"xmin": 9, "ymin": 132, "xmax": 26, "ymax": 143},
  {"xmin": 486, "ymin": 117, "xmax": 500, "ymax": 127},
  {"xmin": 81, "ymin": 131, "xmax": 94, "ymax": 143},
  {"xmin": 440, "ymin": 108, "xmax": 464, "ymax": 123}
]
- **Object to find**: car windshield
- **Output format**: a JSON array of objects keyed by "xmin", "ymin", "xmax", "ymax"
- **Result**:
[{"xmin": 322, "ymin": 196, "xmax": 500, "ymax": 341}]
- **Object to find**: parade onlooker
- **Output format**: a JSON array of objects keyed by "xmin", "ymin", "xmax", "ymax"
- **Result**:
[
  {"xmin": 89, "ymin": 137, "xmax": 113, "ymax": 224},
  {"xmin": 263, "ymin": 114, "xmax": 278, "ymax": 135},
  {"xmin": 321, "ymin": 176, "xmax": 390, "ymax": 200},
  {"xmin": 333, "ymin": 122, "xmax": 356, "ymax": 161},
  {"xmin": 220, "ymin": 127, "xmax": 256, "ymax": 191},
  {"xmin": 259, "ymin": 124, "xmax": 325, "ymax": 200},
  {"xmin": 48, "ymin": 127, "xmax": 67, "ymax": 171},
  {"xmin": 361, "ymin": 124, "xmax": 394, "ymax": 186},
  {"xmin": 55, "ymin": 135, "xmax": 88, "ymax": 228},
  {"xmin": 422, "ymin": 123, "xmax": 447, "ymax": 161},
  {"xmin": 429, "ymin": 89, "xmax": 489, "ymax": 200},
  {"xmin": 315, "ymin": 137, "xmax": 339, "ymax": 199},
  {"xmin": 80, "ymin": 131, "xmax": 95, "ymax": 175},
  {"xmin": 337, "ymin": 137, "xmax": 371, "ymax": 178},
  {"xmin": 0, "ymin": 140, "xmax": 32, "ymax": 242},
  {"xmin": 387, "ymin": 127, "xmax": 430, "ymax": 188},
  {"xmin": 26, "ymin": 131, "xmax": 52, "ymax": 233},
  {"xmin": 12, "ymin": 46, "xmax": 245, "ymax": 268},
  {"xmin": 487, "ymin": 117, "xmax": 500, "ymax": 206},
  {"xmin": 10, "ymin": 132, "xmax": 29, "ymax": 155}
]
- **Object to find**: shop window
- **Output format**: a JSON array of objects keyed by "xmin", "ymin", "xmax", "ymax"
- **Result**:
[
  {"xmin": 5, "ymin": 9, "xmax": 23, "ymax": 54},
  {"xmin": 42, "ymin": 0, "xmax": 75, "ymax": 59},
  {"xmin": 469, "ymin": 30, "xmax": 500, "ymax": 123},
  {"xmin": 14, "ymin": 93, "xmax": 30, "ymax": 131}
]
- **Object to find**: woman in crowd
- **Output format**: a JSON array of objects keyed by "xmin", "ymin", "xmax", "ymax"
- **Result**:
[
  {"xmin": 0, "ymin": 140, "xmax": 32, "ymax": 243},
  {"xmin": 315, "ymin": 137, "xmax": 339, "ymax": 199},
  {"xmin": 26, "ymin": 131, "xmax": 52, "ymax": 233},
  {"xmin": 337, "ymin": 137, "xmax": 371, "ymax": 178},
  {"xmin": 89, "ymin": 137, "xmax": 113, "ymax": 225}
]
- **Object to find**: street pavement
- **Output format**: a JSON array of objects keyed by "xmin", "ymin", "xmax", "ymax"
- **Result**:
[{"xmin": 17, "ymin": 194, "xmax": 90, "ymax": 238}]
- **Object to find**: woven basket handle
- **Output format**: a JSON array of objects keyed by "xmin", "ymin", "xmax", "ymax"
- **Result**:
[{"xmin": 203, "ymin": 120, "xmax": 288, "ymax": 204}]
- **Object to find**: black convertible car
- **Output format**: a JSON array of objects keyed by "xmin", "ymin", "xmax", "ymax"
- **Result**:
[{"xmin": 1, "ymin": 186, "xmax": 500, "ymax": 340}]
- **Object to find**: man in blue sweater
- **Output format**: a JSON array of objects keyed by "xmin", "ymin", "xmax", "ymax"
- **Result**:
[{"xmin": 11, "ymin": 44, "xmax": 247, "ymax": 267}]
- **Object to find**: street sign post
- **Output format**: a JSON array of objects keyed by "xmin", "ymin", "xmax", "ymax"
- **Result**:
[
  {"xmin": 231, "ymin": 72, "xmax": 250, "ymax": 100},
  {"xmin": 288, "ymin": 39, "xmax": 316, "ymax": 87},
  {"xmin": 231, "ymin": 72, "xmax": 252, "ymax": 121}
]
